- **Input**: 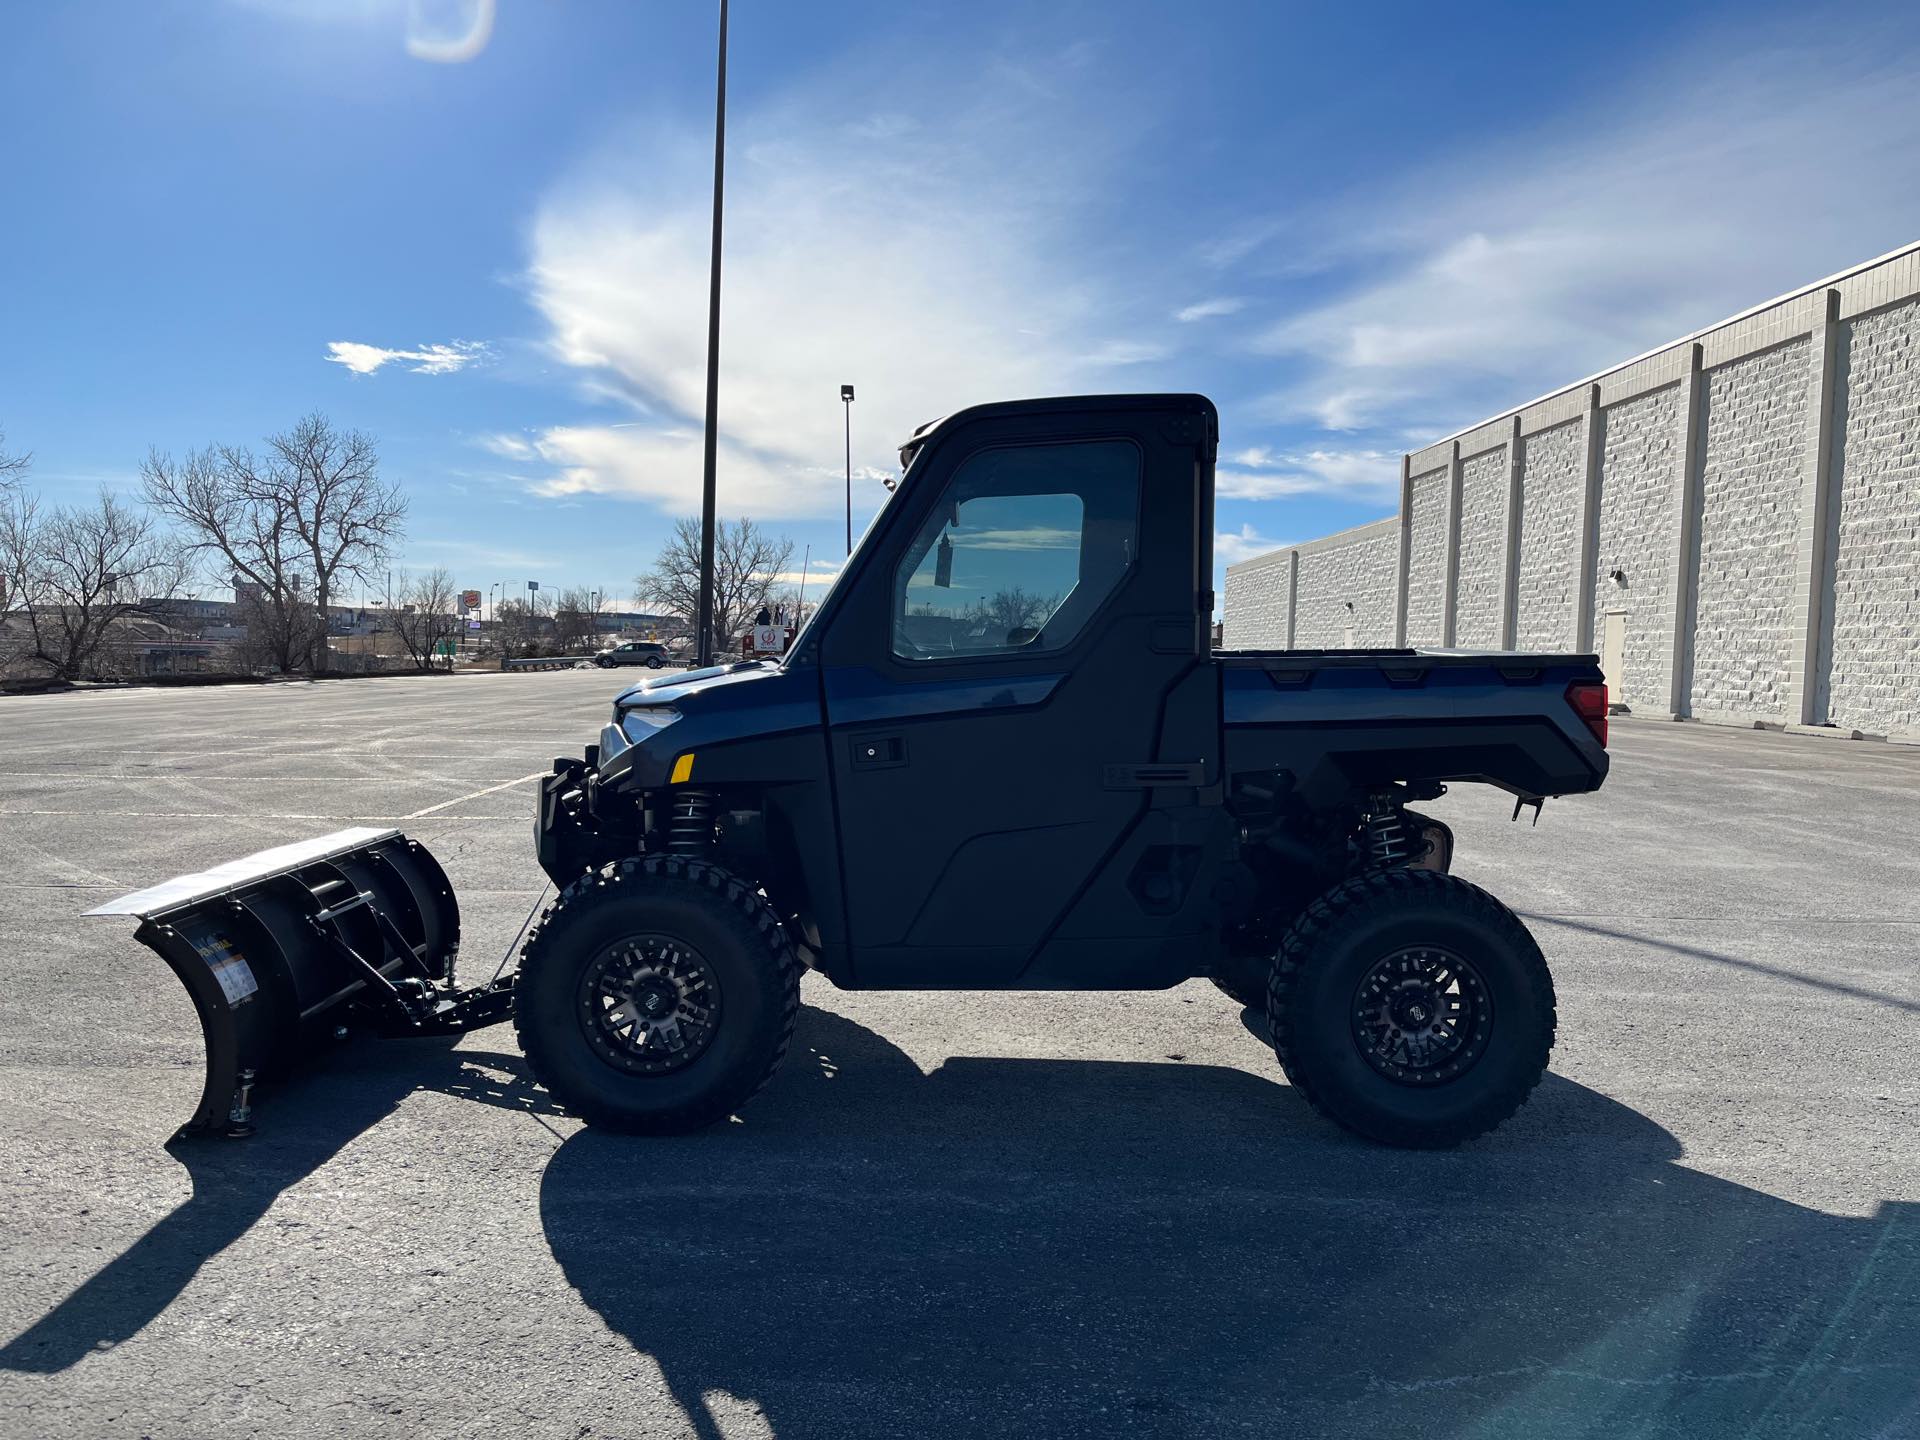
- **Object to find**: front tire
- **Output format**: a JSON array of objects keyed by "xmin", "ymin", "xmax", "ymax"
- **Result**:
[
  {"xmin": 596, "ymin": 656, "xmax": 614, "ymax": 668},
  {"xmin": 514, "ymin": 856, "xmax": 800, "ymax": 1133},
  {"xmin": 1267, "ymin": 869, "xmax": 1554, "ymax": 1148}
]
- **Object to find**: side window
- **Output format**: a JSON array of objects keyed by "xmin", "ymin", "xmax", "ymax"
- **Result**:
[{"xmin": 891, "ymin": 439, "xmax": 1140, "ymax": 661}]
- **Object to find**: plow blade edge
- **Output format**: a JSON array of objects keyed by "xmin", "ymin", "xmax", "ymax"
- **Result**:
[{"xmin": 88, "ymin": 827, "xmax": 508, "ymax": 1140}]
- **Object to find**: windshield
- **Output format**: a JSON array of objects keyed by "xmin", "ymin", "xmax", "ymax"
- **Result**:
[{"xmin": 781, "ymin": 461, "xmax": 910, "ymax": 659}]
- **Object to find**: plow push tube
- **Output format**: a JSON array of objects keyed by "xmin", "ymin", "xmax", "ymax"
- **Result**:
[{"xmin": 88, "ymin": 828, "xmax": 514, "ymax": 1140}]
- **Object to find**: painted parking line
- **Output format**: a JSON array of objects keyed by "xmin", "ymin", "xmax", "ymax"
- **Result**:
[{"xmin": 404, "ymin": 770, "xmax": 548, "ymax": 819}]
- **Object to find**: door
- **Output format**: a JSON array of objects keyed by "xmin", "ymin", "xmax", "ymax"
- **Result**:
[
  {"xmin": 1600, "ymin": 608, "xmax": 1627, "ymax": 704},
  {"xmin": 813, "ymin": 398, "xmax": 1218, "ymax": 988}
]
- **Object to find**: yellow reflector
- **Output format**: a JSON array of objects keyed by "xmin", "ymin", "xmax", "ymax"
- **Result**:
[{"xmin": 669, "ymin": 753, "xmax": 695, "ymax": 785}]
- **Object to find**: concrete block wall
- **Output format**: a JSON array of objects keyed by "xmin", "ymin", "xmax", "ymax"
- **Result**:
[
  {"xmin": 1220, "ymin": 240, "xmax": 1920, "ymax": 740},
  {"xmin": 1219, "ymin": 547, "xmax": 1293, "ymax": 649},
  {"xmin": 1403, "ymin": 466, "xmax": 1450, "ymax": 645},
  {"xmin": 1688, "ymin": 339, "xmax": 1810, "ymax": 720},
  {"xmin": 1514, "ymin": 418, "xmax": 1585, "ymax": 650},
  {"xmin": 1454, "ymin": 445, "xmax": 1510, "ymax": 648},
  {"xmin": 1593, "ymin": 384, "xmax": 1683, "ymax": 714},
  {"xmin": 1293, "ymin": 520, "xmax": 1399, "ymax": 647},
  {"xmin": 1824, "ymin": 295, "xmax": 1920, "ymax": 733}
]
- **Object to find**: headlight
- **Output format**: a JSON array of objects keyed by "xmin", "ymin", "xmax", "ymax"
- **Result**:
[{"xmin": 618, "ymin": 705, "xmax": 681, "ymax": 742}]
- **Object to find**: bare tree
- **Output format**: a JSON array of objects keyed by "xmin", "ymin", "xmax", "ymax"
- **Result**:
[
  {"xmin": 269, "ymin": 415, "xmax": 406, "ymax": 670},
  {"xmin": 0, "ymin": 427, "xmax": 29, "ymax": 495},
  {"xmin": 636, "ymin": 517, "xmax": 793, "ymax": 657},
  {"xmin": 141, "ymin": 417, "xmax": 405, "ymax": 674},
  {"xmin": 0, "ymin": 430, "xmax": 26, "ymax": 617},
  {"xmin": 0, "ymin": 489, "xmax": 188, "ymax": 681},
  {"xmin": 975, "ymin": 586, "xmax": 1057, "ymax": 636},
  {"xmin": 553, "ymin": 586, "xmax": 599, "ymax": 654},
  {"xmin": 142, "ymin": 446, "xmax": 313, "ymax": 672},
  {"xmin": 392, "ymin": 567, "xmax": 462, "ymax": 671},
  {"xmin": 491, "ymin": 598, "xmax": 540, "ymax": 660}
]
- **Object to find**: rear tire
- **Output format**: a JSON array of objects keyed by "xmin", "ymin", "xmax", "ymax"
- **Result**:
[
  {"xmin": 514, "ymin": 856, "xmax": 800, "ymax": 1133},
  {"xmin": 1267, "ymin": 869, "xmax": 1554, "ymax": 1148}
]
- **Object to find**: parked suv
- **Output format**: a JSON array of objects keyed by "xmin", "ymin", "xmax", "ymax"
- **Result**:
[{"xmin": 595, "ymin": 640, "xmax": 671, "ymax": 669}]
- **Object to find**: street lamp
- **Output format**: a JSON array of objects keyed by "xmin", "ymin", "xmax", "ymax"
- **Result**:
[
  {"xmin": 841, "ymin": 383, "xmax": 855, "ymax": 555},
  {"xmin": 692, "ymin": 0, "xmax": 730, "ymax": 669}
]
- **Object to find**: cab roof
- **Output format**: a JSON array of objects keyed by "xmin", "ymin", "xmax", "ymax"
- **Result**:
[{"xmin": 897, "ymin": 393, "xmax": 1216, "ymax": 468}]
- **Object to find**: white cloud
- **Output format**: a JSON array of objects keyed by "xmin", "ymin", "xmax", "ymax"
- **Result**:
[
  {"xmin": 1215, "ymin": 524, "xmax": 1290, "ymax": 567},
  {"xmin": 327, "ymin": 340, "xmax": 489, "ymax": 376},
  {"xmin": 513, "ymin": 52, "xmax": 1168, "ymax": 516},
  {"xmin": 479, "ymin": 433, "xmax": 535, "ymax": 460},
  {"xmin": 1247, "ymin": 31, "xmax": 1920, "ymax": 438},
  {"xmin": 1175, "ymin": 297, "xmax": 1244, "ymax": 323},
  {"xmin": 772, "ymin": 557, "xmax": 841, "ymax": 590},
  {"xmin": 1216, "ymin": 447, "xmax": 1398, "ymax": 504},
  {"xmin": 503, "ymin": 425, "xmax": 800, "ymax": 514}
]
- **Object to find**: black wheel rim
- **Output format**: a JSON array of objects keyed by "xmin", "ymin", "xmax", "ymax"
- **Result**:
[
  {"xmin": 1350, "ymin": 946, "xmax": 1491, "ymax": 1086},
  {"xmin": 578, "ymin": 934, "xmax": 722, "ymax": 1075}
]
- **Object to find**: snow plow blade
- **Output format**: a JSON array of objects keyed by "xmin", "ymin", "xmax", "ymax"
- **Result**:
[{"xmin": 88, "ymin": 828, "xmax": 514, "ymax": 1141}]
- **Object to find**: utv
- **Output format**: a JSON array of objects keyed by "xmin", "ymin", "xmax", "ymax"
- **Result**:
[{"xmin": 95, "ymin": 394, "xmax": 1608, "ymax": 1149}]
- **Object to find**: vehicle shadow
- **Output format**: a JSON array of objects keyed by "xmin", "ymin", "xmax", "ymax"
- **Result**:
[
  {"xmin": 540, "ymin": 1005, "xmax": 1919, "ymax": 1440},
  {"xmin": 0, "ymin": 1037, "xmax": 564, "ymax": 1376}
]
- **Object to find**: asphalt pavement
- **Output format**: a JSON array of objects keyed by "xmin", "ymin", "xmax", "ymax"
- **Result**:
[{"xmin": 0, "ymin": 669, "xmax": 1915, "ymax": 1439}]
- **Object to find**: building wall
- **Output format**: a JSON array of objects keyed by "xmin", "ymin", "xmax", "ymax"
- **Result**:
[
  {"xmin": 1454, "ymin": 446, "xmax": 1509, "ymax": 648},
  {"xmin": 1220, "ymin": 240, "xmax": 1920, "ymax": 739},
  {"xmin": 1220, "ymin": 549, "xmax": 1292, "ymax": 649},
  {"xmin": 1593, "ymin": 384, "xmax": 1683, "ymax": 712},
  {"xmin": 1688, "ymin": 339, "xmax": 1810, "ymax": 719},
  {"xmin": 1292, "ymin": 521, "xmax": 1399, "ymax": 647},
  {"xmin": 1404, "ymin": 467, "xmax": 1450, "ymax": 645},
  {"xmin": 1824, "ymin": 296, "xmax": 1920, "ymax": 733},
  {"xmin": 1514, "ymin": 418, "xmax": 1584, "ymax": 650}
]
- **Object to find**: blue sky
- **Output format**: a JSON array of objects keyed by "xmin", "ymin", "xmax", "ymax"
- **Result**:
[{"xmin": 6, "ymin": 0, "xmax": 1920, "ymax": 612}]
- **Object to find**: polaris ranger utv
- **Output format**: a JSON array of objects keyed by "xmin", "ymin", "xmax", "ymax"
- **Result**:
[{"xmin": 95, "ymin": 394, "xmax": 1608, "ymax": 1149}]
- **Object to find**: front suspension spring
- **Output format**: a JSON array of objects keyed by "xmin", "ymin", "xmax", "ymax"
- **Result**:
[
  {"xmin": 1361, "ymin": 796, "xmax": 1409, "ymax": 867},
  {"xmin": 666, "ymin": 789, "xmax": 716, "ymax": 855}
]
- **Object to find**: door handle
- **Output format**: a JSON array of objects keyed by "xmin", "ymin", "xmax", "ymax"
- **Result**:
[{"xmin": 850, "ymin": 735, "xmax": 907, "ymax": 770}]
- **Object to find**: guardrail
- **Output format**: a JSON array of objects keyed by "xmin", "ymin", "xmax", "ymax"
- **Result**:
[{"xmin": 500, "ymin": 655, "xmax": 592, "ymax": 672}]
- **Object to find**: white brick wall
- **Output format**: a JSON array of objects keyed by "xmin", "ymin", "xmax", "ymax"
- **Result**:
[
  {"xmin": 1593, "ymin": 385, "xmax": 1683, "ymax": 710},
  {"xmin": 1294, "ymin": 523, "xmax": 1399, "ymax": 647},
  {"xmin": 1404, "ymin": 468, "xmax": 1449, "ymax": 645},
  {"xmin": 1824, "ymin": 297, "xmax": 1920, "ymax": 734},
  {"xmin": 1221, "ymin": 551, "xmax": 1291, "ymax": 649},
  {"xmin": 1514, "ymin": 419, "xmax": 1584, "ymax": 650},
  {"xmin": 1688, "ymin": 340, "xmax": 1810, "ymax": 718},
  {"xmin": 1454, "ymin": 446, "xmax": 1508, "ymax": 647}
]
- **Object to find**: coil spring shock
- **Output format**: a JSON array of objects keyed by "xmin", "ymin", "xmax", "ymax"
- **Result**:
[
  {"xmin": 1360, "ymin": 792, "xmax": 1410, "ymax": 868},
  {"xmin": 666, "ymin": 789, "xmax": 716, "ymax": 855}
]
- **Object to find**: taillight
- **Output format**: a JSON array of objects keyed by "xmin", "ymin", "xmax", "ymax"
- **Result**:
[{"xmin": 1566, "ymin": 681, "xmax": 1608, "ymax": 747}]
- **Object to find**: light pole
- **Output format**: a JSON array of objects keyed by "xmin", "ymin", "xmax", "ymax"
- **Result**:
[
  {"xmin": 841, "ymin": 383, "xmax": 855, "ymax": 555},
  {"xmin": 693, "ymin": 0, "xmax": 729, "ymax": 669}
]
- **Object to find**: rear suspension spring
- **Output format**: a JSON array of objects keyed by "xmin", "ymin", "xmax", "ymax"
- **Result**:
[{"xmin": 666, "ymin": 789, "xmax": 716, "ymax": 855}]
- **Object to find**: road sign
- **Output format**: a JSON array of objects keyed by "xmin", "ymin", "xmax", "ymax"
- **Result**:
[{"xmin": 460, "ymin": 589, "xmax": 482, "ymax": 613}]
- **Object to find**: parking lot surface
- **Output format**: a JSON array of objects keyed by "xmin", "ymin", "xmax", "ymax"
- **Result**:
[{"xmin": 1, "ymin": 669, "xmax": 1916, "ymax": 1439}]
